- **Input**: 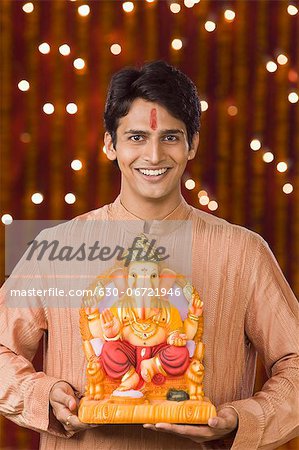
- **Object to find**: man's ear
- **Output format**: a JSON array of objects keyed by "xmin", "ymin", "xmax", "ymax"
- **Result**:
[
  {"xmin": 104, "ymin": 132, "xmax": 117, "ymax": 161},
  {"xmin": 187, "ymin": 132, "xmax": 199, "ymax": 160}
]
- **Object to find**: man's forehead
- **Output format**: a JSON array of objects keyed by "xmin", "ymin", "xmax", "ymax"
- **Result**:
[
  {"xmin": 117, "ymin": 100, "xmax": 186, "ymax": 132},
  {"xmin": 127, "ymin": 98, "xmax": 161, "ymax": 112}
]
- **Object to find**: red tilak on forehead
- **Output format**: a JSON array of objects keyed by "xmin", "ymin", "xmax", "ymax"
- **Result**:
[{"xmin": 150, "ymin": 108, "xmax": 157, "ymax": 130}]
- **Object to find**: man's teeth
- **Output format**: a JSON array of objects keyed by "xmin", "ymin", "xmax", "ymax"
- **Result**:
[{"xmin": 138, "ymin": 168, "xmax": 168, "ymax": 176}]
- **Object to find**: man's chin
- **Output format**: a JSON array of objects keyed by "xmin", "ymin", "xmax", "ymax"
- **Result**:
[{"xmin": 138, "ymin": 190, "xmax": 170, "ymax": 202}]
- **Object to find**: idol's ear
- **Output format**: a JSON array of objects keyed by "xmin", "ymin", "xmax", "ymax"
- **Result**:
[
  {"xmin": 104, "ymin": 132, "xmax": 117, "ymax": 161},
  {"xmin": 159, "ymin": 268, "xmax": 177, "ymax": 291},
  {"xmin": 109, "ymin": 267, "xmax": 127, "ymax": 292}
]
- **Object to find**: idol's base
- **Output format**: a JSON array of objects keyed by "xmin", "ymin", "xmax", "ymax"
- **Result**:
[{"xmin": 78, "ymin": 396, "xmax": 216, "ymax": 424}]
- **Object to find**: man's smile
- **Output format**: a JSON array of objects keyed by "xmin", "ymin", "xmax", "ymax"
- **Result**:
[{"xmin": 135, "ymin": 167, "xmax": 171, "ymax": 180}]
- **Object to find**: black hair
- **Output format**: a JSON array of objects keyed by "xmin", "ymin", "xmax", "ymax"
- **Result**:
[{"xmin": 104, "ymin": 60, "xmax": 201, "ymax": 150}]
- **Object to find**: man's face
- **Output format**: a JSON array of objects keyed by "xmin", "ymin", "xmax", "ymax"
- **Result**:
[{"xmin": 105, "ymin": 98, "xmax": 198, "ymax": 203}]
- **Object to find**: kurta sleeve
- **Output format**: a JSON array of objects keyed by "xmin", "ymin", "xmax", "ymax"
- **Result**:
[
  {"xmin": 0, "ymin": 235, "xmax": 74, "ymax": 438},
  {"xmin": 225, "ymin": 238, "xmax": 299, "ymax": 449}
]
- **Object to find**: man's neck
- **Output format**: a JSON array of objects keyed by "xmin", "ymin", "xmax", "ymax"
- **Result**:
[{"xmin": 119, "ymin": 191, "xmax": 183, "ymax": 220}]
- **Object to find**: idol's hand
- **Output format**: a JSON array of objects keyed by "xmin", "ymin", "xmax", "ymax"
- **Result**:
[
  {"xmin": 49, "ymin": 381, "xmax": 99, "ymax": 433},
  {"xmin": 100, "ymin": 308, "xmax": 121, "ymax": 338},
  {"xmin": 189, "ymin": 290, "xmax": 203, "ymax": 318},
  {"xmin": 84, "ymin": 306, "xmax": 98, "ymax": 316},
  {"xmin": 82, "ymin": 294, "xmax": 99, "ymax": 312},
  {"xmin": 168, "ymin": 332, "xmax": 187, "ymax": 346},
  {"xmin": 143, "ymin": 407, "xmax": 238, "ymax": 443}
]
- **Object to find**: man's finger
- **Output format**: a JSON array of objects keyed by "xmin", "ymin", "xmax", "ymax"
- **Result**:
[
  {"xmin": 64, "ymin": 413, "xmax": 74, "ymax": 428},
  {"xmin": 154, "ymin": 423, "xmax": 194, "ymax": 436},
  {"xmin": 63, "ymin": 412, "xmax": 99, "ymax": 431},
  {"xmin": 64, "ymin": 414, "xmax": 86, "ymax": 430},
  {"xmin": 151, "ymin": 423, "xmax": 215, "ymax": 439},
  {"xmin": 50, "ymin": 387, "xmax": 77, "ymax": 411},
  {"xmin": 143, "ymin": 424, "xmax": 156, "ymax": 430},
  {"xmin": 51, "ymin": 387, "xmax": 74, "ymax": 407},
  {"xmin": 208, "ymin": 409, "xmax": 238, "ymax": 430}
]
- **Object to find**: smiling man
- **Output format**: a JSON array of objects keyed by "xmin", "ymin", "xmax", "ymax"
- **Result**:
[
  {"xmin": 0, "ymin": 61, "xmax": 298, "ymax": 450},
  {"xmin": 105, "ymin": 98, "xmax": 198, "ymax": 218},
  {"xmin": 103, "ymin": 62, "xmax": 200, "ymax": 220}
]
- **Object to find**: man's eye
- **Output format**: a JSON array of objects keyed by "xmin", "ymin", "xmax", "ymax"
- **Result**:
[
  {"xmin": 163, "ymin": 135, "xmax": 177, "ymax": 142},
  {"xmin": 130, "ymin": 135, "xmax": 144, "ymax": 142}
]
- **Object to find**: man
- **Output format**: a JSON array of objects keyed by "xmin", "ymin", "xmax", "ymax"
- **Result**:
[{"xmin": 0, "ymin": 61, "xmax": 298, "ymax": 449}]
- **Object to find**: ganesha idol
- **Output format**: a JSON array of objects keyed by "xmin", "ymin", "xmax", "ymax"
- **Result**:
[{"xmin": 78, "ymin": 234, "xmax": 216, "ymax": 424}]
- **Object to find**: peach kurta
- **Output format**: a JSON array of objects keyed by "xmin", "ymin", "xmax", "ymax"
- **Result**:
[{"xmin": 0, "ymin": 196, "xmax": 298, "ymax": 449}]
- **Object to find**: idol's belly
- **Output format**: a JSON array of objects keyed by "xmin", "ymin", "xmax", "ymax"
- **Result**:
[{"xmin": 122, "ymin": 326, "xmax": 168, "ymax": 346}]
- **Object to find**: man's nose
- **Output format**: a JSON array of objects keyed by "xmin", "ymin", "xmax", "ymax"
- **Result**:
[{"xmin": 143, "ymin": 140, "xmax": 164, "ymax": 165}]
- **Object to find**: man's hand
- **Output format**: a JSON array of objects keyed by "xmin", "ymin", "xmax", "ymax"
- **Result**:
[
  {"xmin": 143, "ymin": 407, "xmax": 238, "ymax": 443},
  {"xmin": 49, "ymin": 381, "xmax": 98, "ymax": 433}
]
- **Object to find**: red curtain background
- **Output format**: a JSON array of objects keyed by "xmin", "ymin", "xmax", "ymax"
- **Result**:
[{"xmin": 0, "ymin": 0, "xmax": 298, "ymax": 448}]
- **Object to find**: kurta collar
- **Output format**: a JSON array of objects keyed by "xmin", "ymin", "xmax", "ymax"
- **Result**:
[{"xmin": 107, "ymin": 195, "xmax": 192, "ymax": 236}]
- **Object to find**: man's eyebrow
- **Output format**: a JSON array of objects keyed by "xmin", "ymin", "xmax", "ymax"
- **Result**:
[
  {"xmin": 124, "ymin": 129, "xmax": 149, "ymax": 135},
  {"xmin": 123, "ymin": 129, "xmax": 185, "ymax": 135},
  {"xmin": 160, "ymin": 129, "xmax": 185, "ymax": 135}
]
